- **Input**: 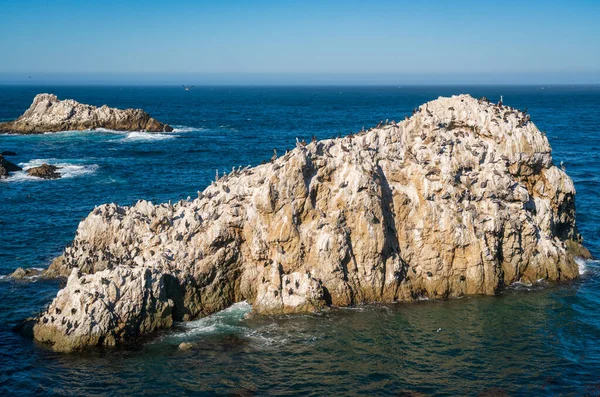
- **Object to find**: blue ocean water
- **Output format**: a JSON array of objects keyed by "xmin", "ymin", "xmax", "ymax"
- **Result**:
[{"xmin": 0, "ymin": 85, "xmax": 599, "ymax": 396}]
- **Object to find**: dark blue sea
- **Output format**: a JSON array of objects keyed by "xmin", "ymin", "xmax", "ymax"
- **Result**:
[{"xmin": 1, "ymin": 85, "xmax": 599, "ymax": 396}]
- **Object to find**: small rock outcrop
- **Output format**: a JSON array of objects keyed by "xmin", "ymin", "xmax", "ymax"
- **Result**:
[
  {"xmin": 32, "ymin": 95, "xmax": 590, "ymax": 351},
  {"xmin": 0, "ymin": 94, "xmax": 173, "ymax": 134},
  {"xmin": 9, "ymin": 267, "xmax": 43, "ymax": 280},
  {"xmin": 27, "ymin": 164, "xmax": 61, "ymax": 179},
  {"xmin": 0, "ymin": 154, "xmax": 22, "ymax": 179}
]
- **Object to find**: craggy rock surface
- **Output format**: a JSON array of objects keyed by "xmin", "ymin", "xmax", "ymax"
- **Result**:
[
  {"xmin": 0, "ymin": 154, "xmax": 22, "ymax": 179},
  {"xmin": 27, "ymin": 164, "xmax": 61, "ymax": 179},
  {"xmin": 32, "ymin": 95, "xmax": 590, "ymax": 351},
  {"xmin": 0, "ymin": 94, "xmax": 173, "ymax": 134}
]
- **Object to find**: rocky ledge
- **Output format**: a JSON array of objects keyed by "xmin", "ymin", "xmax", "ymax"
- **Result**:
[
  {"xmin": 28, "ymin": 94, "xmax": 590, "ymax": 352},
  {"xmin": 0, "ymin": 94, "xmax": 173, "ymax": 134},
  {"xmin": 27, "ymin": 164, "xmax": 62, "ymax": 179},
  {"xmin": 0, "ymin": 154, "xmax": 22, "ymax": 179}
]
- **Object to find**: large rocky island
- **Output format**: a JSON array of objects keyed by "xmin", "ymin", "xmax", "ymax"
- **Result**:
[
  {"xmin": 0, "ymin": 94, "xmax": 173, "ymax": 133},
  {"xmin": 28, "ymin": 95, "xmax": 590, "ymax": 352}
]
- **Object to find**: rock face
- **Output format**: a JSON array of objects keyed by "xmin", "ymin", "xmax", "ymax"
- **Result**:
[
  {"xmin": 27, "ymin": 164, "xmax": 61, "ymax": 179},
  {"xmin": 0, "ymin": 154, "xmax": 22, "ymax": 179},
  {"xmin": 0, "ymin": 94, "xmax": 173, "ymax": 134},
  {"xmin": 32, "ymin": 95, "xmax": 590, "ymax": 351}
]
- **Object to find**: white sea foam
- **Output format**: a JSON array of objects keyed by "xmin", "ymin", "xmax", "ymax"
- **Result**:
[
  {"xmin": 177, "ymin": 301, "xmax": 252, "ymax": 336},
  {"xmin": 172, "ymin": 125, "xmax": 202, "ymax": 133},
  {"xmin": 2, "ymin": 159, "xmax": 98, "ymax": 182},
  {"xmin": 575, "ymin": 257, "xmax": 600, "ymax": 275},
  {"xmin": 153, "ymin": 302, "xmax": 260, "ymax": 346},
  {"xmin": 576, "ymin": 258, "xmax": 588, "ymax": 275},
  {"xmin": 121, "ymin": 131, "xmax": 174, "ymax": 141}
]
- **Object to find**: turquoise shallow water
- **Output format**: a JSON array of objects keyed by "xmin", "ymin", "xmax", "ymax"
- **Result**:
[{"xmin": 0, "ymin": 86, "xmax": 599, "ymax": 396}]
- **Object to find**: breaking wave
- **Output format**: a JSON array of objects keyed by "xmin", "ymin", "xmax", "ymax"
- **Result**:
[
  {"xmin": 2, "ymin": 159, "xmax": 98, "ymax": 182},
  {"xmin": 167, "ymin": 302, "xmax": 252, "ymax": 340},
  {"xmin": 576, "ymin": 257, "xmax": 600, "ymax": 276},
  {"xmin": 172, "ymin": 125, "xmax": 203, "ymax": 133},
  {"xmin": 120, "ymin": 131, "xmax": 175, "ymax": 141}
]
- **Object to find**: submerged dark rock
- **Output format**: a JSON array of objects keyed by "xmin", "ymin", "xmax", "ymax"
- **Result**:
[
  {"xmin": 1, "ymin": 151, "xmax": 17, "ymax": 156},
  {"xmin": 0, "ymin": 93, "xmax": 173, "ymax": 134}
]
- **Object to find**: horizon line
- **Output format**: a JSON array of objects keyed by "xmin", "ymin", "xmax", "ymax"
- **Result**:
[
  {"xmin": 0, "ymin": 81, "xmax": 600, "ymax": 88},
  {"xmin": 0, "ymin": 72, "xmax": 597, "ymax": 86}
]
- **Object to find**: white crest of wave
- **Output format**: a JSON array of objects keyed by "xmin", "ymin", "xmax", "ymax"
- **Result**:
[
  {"xmin": 179, "ymin": 301, "xmax": 252, "ymax": 336},
  {"xmin": 2, "ymin": 159, "xmax": 98, "ymax": 182},
  {"xmin": 152, "ymin": 302, "xmax": 253, "ymax": 346},
  {"xmin": 121, "ymin": 131, "xmax": 174, "ymax": 141},
  {"xmin": 172, "ymin": 125, "xmax": 202, "ymax": 133}
]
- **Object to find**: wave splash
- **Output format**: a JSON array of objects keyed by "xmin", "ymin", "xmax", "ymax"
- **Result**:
[
  {"xmin": 576, "ymin": 257, "xmax": 600, "ymax": 276},
  {"xmin": 121, "ymin": 131, "xmax": 174, "ymax": 141},
  {"xmin": 152, "ymin": 302, "xmax": 284, "ymax": 348},
  {"xmin": 175, "ymin": 301, "xmax": 252, "ymax": 338},
  {"xmin": 2, "ymin": 159, "xmax": 98, "ymax": 182},
  {"xmin": 172, "ymin": 125, "xmax": 203, "ymax": 133}
]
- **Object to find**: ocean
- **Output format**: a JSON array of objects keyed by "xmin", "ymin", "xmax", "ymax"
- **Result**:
[{"xmin": 0, "ymin": 85, "xmax": 599, "ymax": 396}]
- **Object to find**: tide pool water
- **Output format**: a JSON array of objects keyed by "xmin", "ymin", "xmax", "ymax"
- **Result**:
[{"xmin": 0, "ymin": 86, "xmax": 599, "ymax": 396}]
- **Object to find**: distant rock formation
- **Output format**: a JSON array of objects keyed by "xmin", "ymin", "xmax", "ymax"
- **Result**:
[
  {"xmin": 0, "ymin": 94, "xmax": 173, "ymax": 134},
  {"xmin": 0, "ymin": 154, "xmax": 22, "ymax": 179},
  {"xmin": 30, "ymin": 95, "xmax": 590, "ymax": 352},
  {"xmin": 27, "ymin": 164, "xmax": 61, "ymax": 179},
  {"xmin": 9, "ymin": 267, "xmax": 43, "ymax": 280}
]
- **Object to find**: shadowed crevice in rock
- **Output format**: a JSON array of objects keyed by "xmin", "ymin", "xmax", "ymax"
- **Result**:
[
  {"xmin": 29, "ymin": 94, "xmax": 591, "ymax": 352},
  {"xmin": 375, "ymin": 164, "xmax": 407, "ymax": 301}
]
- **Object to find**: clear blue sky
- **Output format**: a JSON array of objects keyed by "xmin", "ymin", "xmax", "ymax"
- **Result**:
[{"xmin": 0, "ymin": 0, "xmax": 598, "ymax": 84}]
